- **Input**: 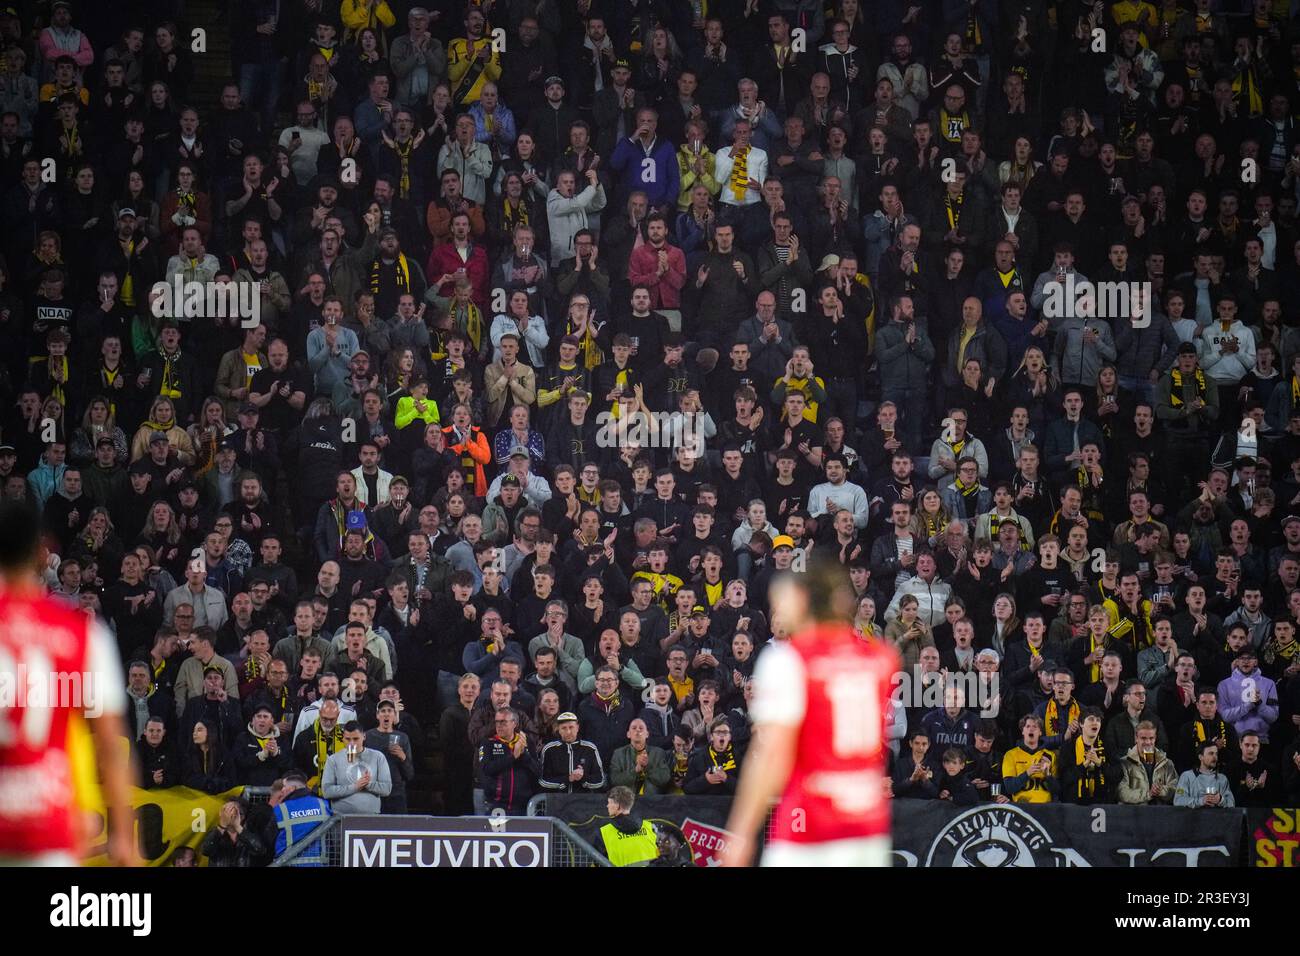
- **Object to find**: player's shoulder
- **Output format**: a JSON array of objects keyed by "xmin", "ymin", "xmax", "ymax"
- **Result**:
[{"xmin": 0, "ymin": 590, "xmax": 90, "ymax": 633}]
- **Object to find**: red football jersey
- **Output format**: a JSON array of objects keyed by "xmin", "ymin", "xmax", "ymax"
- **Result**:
[
  {"xmin": 753, "ymin": 627, "xmax": 899, "ymax": 844},
  {"xmin": 0, "ymin": 592, "xmax": 121, "ymax": 855}
]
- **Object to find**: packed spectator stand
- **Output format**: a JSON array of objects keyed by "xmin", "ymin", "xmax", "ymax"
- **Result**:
[{"xmin": 2, "ymin": 0, "xmax": 1300, "ymax": 863}]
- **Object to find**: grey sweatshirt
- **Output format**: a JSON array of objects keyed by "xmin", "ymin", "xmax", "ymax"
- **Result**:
[{"xmin": 322, "ymin": 746, "xmax": 393, "ymax": 815}]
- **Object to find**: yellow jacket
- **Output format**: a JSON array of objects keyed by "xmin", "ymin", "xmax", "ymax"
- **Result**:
[
  {"xmin": 341, "ymin": 0, "xmax": 396, "ymax": 41},
  {"xmin": 677, "ymin": 146, "xmax": 721, "ymax": 210},
  {"xmin": 447, "ymin": 38, "xmax": 501, "ymax": 105}
]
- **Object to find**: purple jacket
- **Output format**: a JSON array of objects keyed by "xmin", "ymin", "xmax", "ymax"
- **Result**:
[{"xmin": 1217, "ymin": 669, "xmax": 1279, "ymax": 740}]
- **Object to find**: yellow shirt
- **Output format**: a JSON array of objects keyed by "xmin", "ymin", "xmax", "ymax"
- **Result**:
[
  {"xmin": 1002, "ymin": 746, "xmax": 1056, "ymax": 804},
  {"xmin": 242, "ymin": 352, "xmax": 263, "ymax": 389}
]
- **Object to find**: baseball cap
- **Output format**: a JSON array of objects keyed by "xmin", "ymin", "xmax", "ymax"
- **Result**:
[
  {"xmin": 690, "ymin": 605, "xmax": 709, "ymax": 617},
  {"xmin": 613, "ymin": 58, "xmax": 632, "ymax": 71},
  {"xmin": 0, "ymin": 444, "xmax": 15, "ymax": 455},
  {"xmin": 771, "ymin": 534, "xmax": 796, "ymax": 550},
  {"xmin": 95, "ymin": 435, "xmax": 116, "ymax": 447},
  {"xmin": 117, "ymin": 207, "xmax": 137, "ymax": 220},
  {"xmin": 509, "ymin": 444, "xmax": 530, "ymax": 458},
  {"xmin": 1284, "ymin": 515, "xmax": 1300, "ymax": 527},
  {"xmin": 544, "ymin": 75, "xmax": 565, "ymax": 88},
  {"xmin": 500, "ymin": 474, "xmax": 521, "ymax": 488},
  {"xmin": 556, "ymin": 712, "xmax": 579, "ymax": 724},
  {"xmin": 238, "ymin": 402, "xmax": 259, "ymax": 416},
  {"xmin": 1176, "ymin": 342, "xmax": 1197, "ymax": 355},
  {"xmin": 148, "ymin": 431, "xmax": 170, "ymax": 445}
]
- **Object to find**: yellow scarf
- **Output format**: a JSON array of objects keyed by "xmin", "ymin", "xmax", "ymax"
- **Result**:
[
  {"xmin": 1044, "ymin": 697, "xmax": 1080, "ymax": 737},
  {"xmin": 455, "ymin": 300, "xmax": 484, "ymax": 352},
  {"xmin": 945, "ymin": 191, "xmax": 964, "ymax": 231},
  {"xmin": 160, "ymin": 352, "xmax": 182, "ymax": 400},
  {"xmin": 1232, "ymin": 63, "xmax": 1263, "ymax": 117},
  {"xmin": 729, "ymin": 147, "xmax": 750, "ymax": 202},
  {"xmin": 707, "ymin": 746, "xmax": 737, "ymax": 772},
  {"xmin": 1073, "ymin": 736, "xmax": 1106, "ymax": 799},
  {"xmin": 1168, "ymin": 368, "xmax": 1207, "ymax": 407},
  {"xmin": 120, "ymin": 239, "xmax": 136, "ymax": 305},
  {"xmin": 394, "ymin": 137, "xmax": 413, "ymax": 197},
  {"xmin": 311, "ymin": 720, "xmax": 345, "ymax": 788}
]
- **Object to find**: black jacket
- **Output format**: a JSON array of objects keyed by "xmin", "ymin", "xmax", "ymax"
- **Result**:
[
  {"xmin": 232, "ymin": 726, "xmax": 291, "ymax": 787},
  {"xmin": 538, "ymin": 738, "xmax": 607, "ymax": 793}
]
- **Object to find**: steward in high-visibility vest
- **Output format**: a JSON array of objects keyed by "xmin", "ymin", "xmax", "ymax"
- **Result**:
[
  {"xmin": 273, "ymin": 774, "xmax": 333, "ymax": 865},
  {"xmin": 597, "ymin": 786, "xmax": 658, "ymax": 866}
]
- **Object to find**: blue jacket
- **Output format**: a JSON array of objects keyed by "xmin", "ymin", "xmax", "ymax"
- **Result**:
[
  {"xmin": 462, "ymin": 637, "xmax": 525, "ymax": 686},
  {"xmin": 273, "ymin": 787, "xmax": 332, "ymax": 863},
  {"xmin": 609, "ymin": 136, "xmax": 680, "ymax": 209},
  {"xmin": 919, "ymin": 708, "xmax": 979, "ymax": 762}
]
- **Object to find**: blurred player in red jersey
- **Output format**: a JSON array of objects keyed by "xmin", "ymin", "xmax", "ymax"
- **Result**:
[
  {"xmin": 722, "ymin": 556, "xmax": 900, "ymax": 867},
  {"xmin": 0, "ymin": 501, "xmax": 136, "ymax": 865}
]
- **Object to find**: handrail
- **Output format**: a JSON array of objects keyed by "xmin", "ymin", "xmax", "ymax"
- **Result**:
[{"xmin": 269, "ymin": 816, "xmax": 341, "ymax": 866}]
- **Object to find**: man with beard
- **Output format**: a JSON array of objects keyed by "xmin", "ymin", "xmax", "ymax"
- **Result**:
[
  {"xmin": 1173, "ymin": 741, "xmax": 1236, "ymax": 807},
  {"xmin": 231, "ymin": 238, "xmax": 291, "ymax": 331},
  {"xmin": 248, "ymin": 339, "xmax": 310, "ymax": 438}
]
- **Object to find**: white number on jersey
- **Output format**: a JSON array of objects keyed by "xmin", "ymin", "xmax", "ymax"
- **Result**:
[
  {"xmin": 0, "ymin": 644, "xmax": 55, "ymax": 749},
  {"xmin": 826, "ymin": 673, "xmax": 880, "ymax": 758}
]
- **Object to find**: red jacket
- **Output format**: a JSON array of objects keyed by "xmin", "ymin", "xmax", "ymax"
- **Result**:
[
  {"xmin": 626, "ymin": 241, "xmax": 687, "ymax": 310},
  {"xmin": 427, "ymin": 241, "xmax": 490, "ymax": 308}
]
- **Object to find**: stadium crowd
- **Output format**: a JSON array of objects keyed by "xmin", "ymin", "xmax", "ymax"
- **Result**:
[{"xmin": 2, "ymin": 0, "xmax": 1300, "ymax": 863}]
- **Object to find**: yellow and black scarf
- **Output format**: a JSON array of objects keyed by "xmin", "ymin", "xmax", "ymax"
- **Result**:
[
  {"xmin": 310, "ymin": 720, "xmax": 345, "ymax": 788},
  {"xmin": 1193, "ymin": 717, "xmax": 1228, "ymax": 746},
  {"xmin": 1232, "ymin": 62, "xmax": 1264, "ymax": 118},
  {"xmin": 1107, "ymin": 599, "xmax": 1153, "ymax": 652},
  {"xmin": 729, "ymin": 146, "xmax": 750, "ymax": 202},
  {"xmin": 708, "ymin": 745, "xmax": 737, "ymax": 772},
  {"xmin": 945, "ymin": 190, "xmax": 964, "ymax": 231},
  {"xmin": 393, "ymin": 137, "xmax": 414, "ymax": 197},
  {"xmin": 501, "ymin": 197, "xmax": 530, "ymax": 232},
  {"xmin": 370, "ymin": 254, "xmax": 412, "ymax": 298},
  {"xmin": 159, "ymin": 352, "xmax": 182, "ymax": 400},
  {"xmin": 31, "ymin": 354, "xmax": 69, "ymax": 407},
  {"xmin": 955, "ymin": 476, "xmax": 980, "ymax": 498},
  {"xmin": 1073, "ymin": 736, "xmax": 1107, "ymax": 799},
  {"xmin": 1168, "ymin": 368, "xmax": 1207, "ymax": 407},
  {"xmin": 1263, "ymin": 636, "xmax": 1298, "ymax": 669},
  {"xmin": 593, "ymin": 689, "xmax": 622, "ymax": 715},
  {"xmin": 1044, "ymin": 697, "xmax": 1081, "ymax": 737},
  {"xmin": 964, "ymin": 10, "xmax": 983, "ymax": 52},
  {"xmin": 454, "ymin": 299, "xmax": 484, "ymax": 353}
]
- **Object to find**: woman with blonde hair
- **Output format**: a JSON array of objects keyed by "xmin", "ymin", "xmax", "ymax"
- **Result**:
[
  {"xmin": 67, "ymin": 396, "xmax": 127, "ymax": 465},
  {"xmin": 131, "ymin": 396, "xmax": 196, "ymax": 464},
  {"xmin": 137, "ymin": 500, "xmax": 187, "ymax": 577},
  {"xmin": 69, "ymin": 506, "xmax": 126, "ymax": 587},
  {"xmin": 1004, "ymin": 345, "xmax": 1060, "ymax": 434}
]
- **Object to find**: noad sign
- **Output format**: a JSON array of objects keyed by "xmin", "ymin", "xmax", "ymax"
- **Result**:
[
  {"xmin": 1041, "ymin": 274, "xmax": 1152, "ymax": 328},
  {"xmin": 341, "ymin": 816, "xmax": 551, "ymax": 867}
]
